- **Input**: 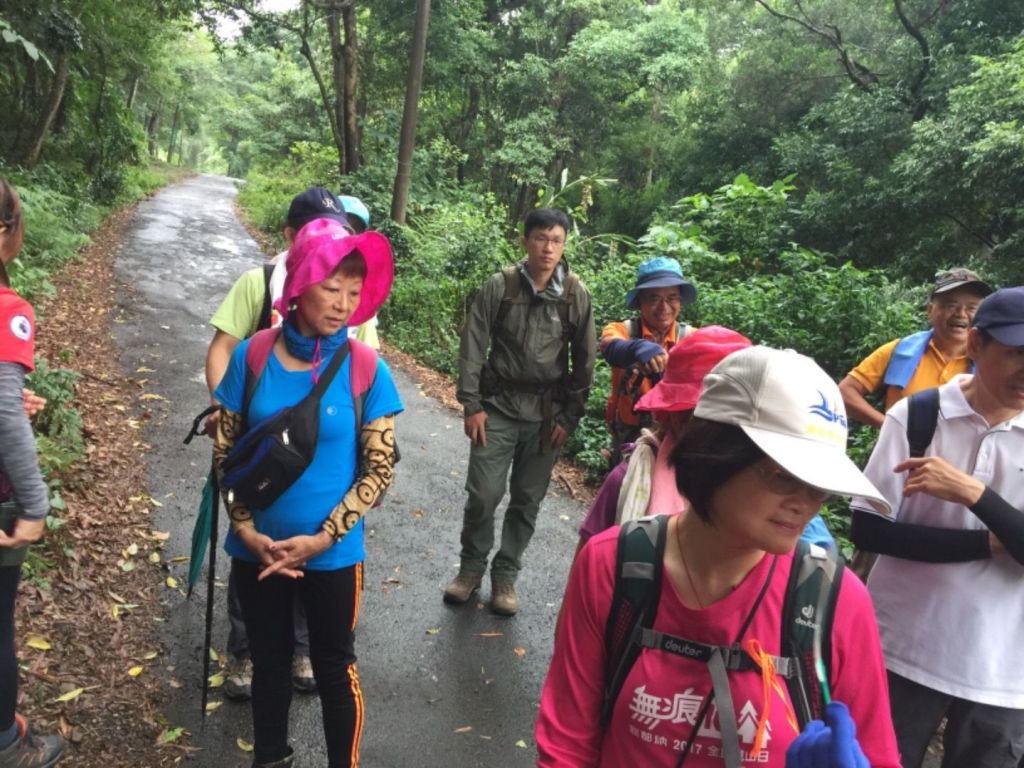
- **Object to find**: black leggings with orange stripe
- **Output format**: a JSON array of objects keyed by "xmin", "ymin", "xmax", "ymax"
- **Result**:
[{"xmin": 234, "ymin": 559, "xmax": 364, "ymax": 767}]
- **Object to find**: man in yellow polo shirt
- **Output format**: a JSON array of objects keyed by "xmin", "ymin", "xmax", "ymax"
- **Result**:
[{"xmin": 838, "ymin": 268, "xmax": 993, "ymax": 427}]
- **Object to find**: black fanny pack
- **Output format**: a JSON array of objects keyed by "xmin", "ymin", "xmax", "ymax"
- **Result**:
[{"xmin": 221, "ymin": 344, "xmax": 349, "ymax": 511}]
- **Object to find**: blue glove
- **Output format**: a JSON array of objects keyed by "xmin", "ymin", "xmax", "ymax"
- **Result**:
[{"xmin": 786, "ymin": 702, "xmax": 870, "ymax": 768}]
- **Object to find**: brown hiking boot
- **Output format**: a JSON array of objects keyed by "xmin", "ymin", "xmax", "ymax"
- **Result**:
[
  {"xmin": 443, "ymin": 571, "xmax": 482, "ymax": 604},
  {"xmin": 490, "ymin": 581, "xmax": 519, "ymax": 616},
  {"xmin": 0, "ymin": 714, "xmax": 65, "ymax": 768}
]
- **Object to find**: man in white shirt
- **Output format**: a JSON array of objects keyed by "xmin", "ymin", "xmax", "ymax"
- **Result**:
[{"xmin": 850, "ymin": 285, "xmax": 1024, "ymax": 768}]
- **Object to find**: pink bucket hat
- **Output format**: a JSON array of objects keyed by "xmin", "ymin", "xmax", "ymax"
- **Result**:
[
  {"xmin": 275, "ymin": 218, "xmax": 395, "ymax": 328},
  {"xmin": 634, "ymin": 326, "xmax": 752, "ymax": 413}
]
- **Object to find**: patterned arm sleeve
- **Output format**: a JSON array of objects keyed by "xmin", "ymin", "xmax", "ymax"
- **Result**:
[
  {"xmin": 212, "ymin": 407, "xmax": 256, "ymax": 532},
  {"xmin": 322, "ymin": 414, "xmax": 396, "ymax": 541}
]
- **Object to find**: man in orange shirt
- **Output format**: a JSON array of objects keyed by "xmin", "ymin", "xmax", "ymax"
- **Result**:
[
  {"xmin": 839, "ymin": 268, "xmax": 993, "ymax": 428},
  {"xmin": 601, "ymin": 257, "xmax": 695, "ymax": 462}
]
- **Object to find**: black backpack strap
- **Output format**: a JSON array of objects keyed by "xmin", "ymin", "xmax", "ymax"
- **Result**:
[
  {"xmin": 257, "ymin": 262, "xmax": 275, "ymax": 332},
  {"xmin": 906, "ymin": 387, "xmax": 940, "ymax": 458},
  {"xmin": 780, "ymin": 541, "xmax": 844, "ymax": 728},
  {"xmin": 601, "ymin": 514, "xmax": 669, "ymax": 729}
]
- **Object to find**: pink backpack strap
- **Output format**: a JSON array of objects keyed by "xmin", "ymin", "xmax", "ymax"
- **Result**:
[
  {"xmin": 347, "ymin": 338, "xmax": 379, "ymax": 429},
  {"xmin": 242, "ymin": 328, "xmax": 281, "ymax": 417}
]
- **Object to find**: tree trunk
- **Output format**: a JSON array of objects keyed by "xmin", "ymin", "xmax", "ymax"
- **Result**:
[
  {"xmin": 22, "ymin": 49, "xmax": 72, "ymax": 167},
  {"xmin": 342, "ymin": 2, "xmax": 360, "ymax": 174},
  {"xmin": 126, "ymin": 74, "xmax": 140, "ymax": 109},
  {"xmin": 146, "ymin": 99, "xmax": 161, "ymax": 158},
  {"xmin": 167, "ymin": 102, "xmax": 181, "ymax": 164},
  {"xmin": 326, "ymin": 8, "xmax": 346, "ymax": 176},
  {"xmin": 391, "ymin": 0, "xmax": 431, "ymax": 224}
]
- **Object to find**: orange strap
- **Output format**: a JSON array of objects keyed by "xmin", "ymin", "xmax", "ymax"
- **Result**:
[{"xmin": 744, "ymin": 638, "xmax": 800, "ymax": 753}]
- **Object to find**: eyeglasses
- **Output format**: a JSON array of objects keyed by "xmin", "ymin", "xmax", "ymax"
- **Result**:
[
  {"xmin": 529, "ymin": 235, "xmax": 566, "ymax": 247},
  {"xmin": 755, "ymin": 463, "xmax": 834, "ymax": 504},
  {"xmin": 639, "ymin": 293, "xmax": 682, "ymax": 308},
  {"xmin": 934, "ymin": 300, "xmax": 981, "ymax": 315}
]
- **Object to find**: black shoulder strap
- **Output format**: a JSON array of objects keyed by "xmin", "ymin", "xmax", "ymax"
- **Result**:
[
  {"xmin": 906, "ymin": 387, "xmax": 940, "ymax": 458},
  {"xmin": 601, "ymin": 515, "xmax": 669, "ymax": 729},
  {"xmin": 627, "ymin": 317, "xmax": 642, "ymax": 340},
  {"xmin": 256, "ymin": 262, "xmax": 275, "ymax": 332},
  {"xmin": 780, "ymin": 541, "xmax": 844, "ymax": 728}
]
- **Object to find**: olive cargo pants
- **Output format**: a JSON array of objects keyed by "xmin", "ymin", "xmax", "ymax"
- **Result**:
[{"xmin": 458, "ymin": 409, "xmax": 560, "ymax": 583}]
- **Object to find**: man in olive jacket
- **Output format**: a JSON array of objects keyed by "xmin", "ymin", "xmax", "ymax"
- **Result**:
[{"xmin": 445, "ymin": 208, "xmax": 596, "ymax": 616}]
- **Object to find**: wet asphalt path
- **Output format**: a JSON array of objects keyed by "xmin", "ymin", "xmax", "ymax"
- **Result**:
[{"xmin": 110, "ymin": 175, "xmax": 587, "ymax": 767}]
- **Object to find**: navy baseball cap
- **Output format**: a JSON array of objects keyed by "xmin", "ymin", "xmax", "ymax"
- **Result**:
[
  {"xmin": 972, "ymin": 286, "xmax": 1024, "ymax": 347},
  {"xmin": 287, "ymin": 187, "xmax": 349, "ymax": 231}
]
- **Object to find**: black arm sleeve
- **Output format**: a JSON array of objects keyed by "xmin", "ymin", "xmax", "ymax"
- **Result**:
[
  {"xmin": 850, "ymin": 510, "xmax": 990, "ymax": 563},
  {"xmin": 969, "ymin": 487, "xmax": 1024, "ymax": 566}
]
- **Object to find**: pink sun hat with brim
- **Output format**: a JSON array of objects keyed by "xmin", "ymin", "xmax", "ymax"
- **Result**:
[
  {"xmin": 275, "ymin": 218, "xmax": 395, "ymax": 328},
  {"xmin": 634, "ymin": 326, "xmax": 752, "ymax": 413},
  {"xmin": 694, "ymin": 345, "xmax": 891, "ymax": 514}
]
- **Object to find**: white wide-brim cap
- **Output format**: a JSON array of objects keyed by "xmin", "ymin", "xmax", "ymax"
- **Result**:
[{"xmin": 694, "ymin": 346, "xmax": 891, "ymax": 515}]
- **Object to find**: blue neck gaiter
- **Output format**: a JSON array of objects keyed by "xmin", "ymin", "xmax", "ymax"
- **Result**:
[{"xmin": 281, "ymin": 318, "xmax": 348, "ymax": 383}]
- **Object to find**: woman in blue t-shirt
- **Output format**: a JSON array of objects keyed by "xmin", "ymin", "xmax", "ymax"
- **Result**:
[{"xmin": 213, "ymin": 218, "xmax": 402, "ymax": 768}]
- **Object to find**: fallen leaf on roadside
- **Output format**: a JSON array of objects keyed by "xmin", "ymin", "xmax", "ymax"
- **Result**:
[
  {"xmin": 516, "ymin": 739, "xmax": 528, "ymax": 748},
  {"xmin": 26, "ymin": 636, "xmax": 51, "ymax": 651},
  {"xmin": 53, "ymin": 688, "xmax": 85, "ymax": 703},
  {"xmin": 425, "ymin": 628, "xmax": 440, "ymax": 635},
  {"xmin": 454, "ymin": 726, "xmax": 473, "ymax": 734},
  {"xmin": 143, "ymin": 651, "xmax": 159, "ymax": 660},
  {"xmin": 136, "ymin": 366, "xmax": 155, "ymax": 373},
  {"xmin": 128, "ymin": 666, "xmax": 144, "ymax": 677},
  {"xmin": 139, "ymin": 393, "xmax": 166, "ymax": 401},
  {"xmin": 157, "ymin": 727, "xmax": 184, "ymax": 744},
  {"xmin": 513, "ymin": 647, "xmax": 527, "ymax": 657},
  {"xmin": 476, "ymin": 632, "xmax": 503, "ymax": 638},
  {"xmin": 208, "ymin": 673, "xmax": 225, "ymax": 687},
  {"xmin": 237, "ymin": 737, "xmax": 253, "ymax": 752},
  {"xmin": 205, "ymin": 701, "xmax": 222, "ymax": 714},
  {"xmin": 165, "ymin": 576, "xmax": 178, "ymax": 589}
]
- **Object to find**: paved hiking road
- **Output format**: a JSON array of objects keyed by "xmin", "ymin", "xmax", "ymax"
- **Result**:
[{"xmin": 111, "ymin": 175, "xmax": 587, "ymax": 767}]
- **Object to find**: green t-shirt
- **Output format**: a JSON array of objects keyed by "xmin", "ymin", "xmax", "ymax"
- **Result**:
[{"xmin": 209, "ymin": 266, "xmax": 264, "ymax": 340}]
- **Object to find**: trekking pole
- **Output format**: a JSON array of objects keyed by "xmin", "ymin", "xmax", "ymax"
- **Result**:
[{"xmin": 200, "ymin": 458, "xmax": 219, "ymax": 722}]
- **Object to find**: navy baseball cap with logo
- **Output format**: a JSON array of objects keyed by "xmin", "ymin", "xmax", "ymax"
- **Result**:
[
  {"xmin": 287, "ymin": 187, "xmax": 349, "ymax": 231},
  {"xmin": 972, "ymin": 286, "xmax": 1024, "ymax": 347}
]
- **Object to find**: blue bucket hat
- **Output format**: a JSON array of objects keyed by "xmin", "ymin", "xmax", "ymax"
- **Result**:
[{"xmin": 625, "ymin": 257, "xmax": 697, "ymax": 309}]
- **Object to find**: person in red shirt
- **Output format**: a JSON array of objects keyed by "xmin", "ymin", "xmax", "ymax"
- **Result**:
[
  {"xmin": 0, "ymin": 179, "xmax": 65, "ymax": 766},
  {"xmin": 601, "ymin": 257, "xmax": 696, "ymax": 464},
  {"xmin": 538, "ymin": 347, "xmax": 899, "ymax": 768}
]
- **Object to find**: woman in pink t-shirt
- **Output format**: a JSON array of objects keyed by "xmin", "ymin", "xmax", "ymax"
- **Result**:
[{"xmin": 537, "ymin": 347, "xmax": 901, "ymax": 768}]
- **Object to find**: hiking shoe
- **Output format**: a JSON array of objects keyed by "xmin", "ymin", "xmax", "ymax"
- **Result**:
[
  {"xmin": 224, "ymin": 657, "xmax": 253, "ymax": 701},
  {"xmin": 291, "ymin": 655, "xmax": 316, "ymax": 693},
  {"xmin": 443, "ymin": 571, "xmax": 482, "ymax": 605},
  {"xmin": 490, "ymin": 581, "xmax": 519, "ymax": 616},
  {"xmin": 0, "ymin": 714, "xmax": 65, "ymax": 767}
]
